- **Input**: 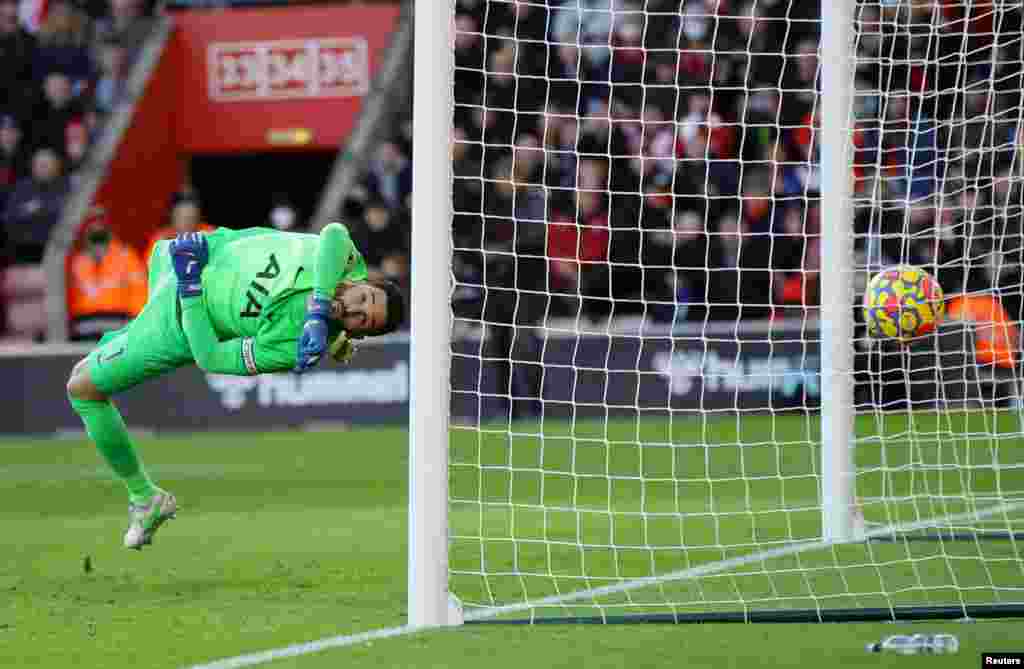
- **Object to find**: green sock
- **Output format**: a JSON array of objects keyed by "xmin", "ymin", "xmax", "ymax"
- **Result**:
[{"xmin": 69, "ymin": 397, "xmax": 157, "ymax": 503}]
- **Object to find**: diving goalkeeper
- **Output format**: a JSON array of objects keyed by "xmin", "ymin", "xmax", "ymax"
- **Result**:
[{"xmin": 65, "ymin": 223, "xmax": 404, "ymax": 549}]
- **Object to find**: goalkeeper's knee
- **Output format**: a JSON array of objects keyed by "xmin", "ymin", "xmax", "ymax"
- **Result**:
[{"xmin": 67, "ymin": 363, "xmax": 107, "ymax": 403}]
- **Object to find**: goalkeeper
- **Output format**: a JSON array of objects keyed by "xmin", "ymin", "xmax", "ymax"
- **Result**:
[{"xmin": 65, "ymin": 223, "xmax": 404, "ymax": 550}]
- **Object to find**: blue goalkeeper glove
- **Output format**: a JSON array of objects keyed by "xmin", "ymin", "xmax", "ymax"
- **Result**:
[
  {"xmin": 169, "ymin": 232, "xmax": 209, "ymax": 298},
  {"xmin": 294, "ymin": 294, "xmax": 331, "ymax": 373}
]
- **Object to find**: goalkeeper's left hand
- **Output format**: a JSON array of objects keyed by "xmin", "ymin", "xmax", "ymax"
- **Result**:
[
  {"xmin": 294, "ymin": 295, "xmax": 331, "ymax": 373},
  {"xmin": 169, "ymin": 232, "xmax": 209, "ymax": 298}
]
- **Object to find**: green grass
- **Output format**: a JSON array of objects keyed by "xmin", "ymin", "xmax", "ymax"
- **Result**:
[{"xmin": 1, "ymin": 414, "xmax": 1022, "ymax": 668}]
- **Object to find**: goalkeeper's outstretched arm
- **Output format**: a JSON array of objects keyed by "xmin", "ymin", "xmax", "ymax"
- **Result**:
[{"xmin": 314, "ymin": 222, "xmax": 357, "ymax": 301}]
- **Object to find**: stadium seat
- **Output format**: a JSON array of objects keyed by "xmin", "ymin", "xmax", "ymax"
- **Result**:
[{"xmin": 1, "ymin": 265, "xmax": 48, "ymax": 341}]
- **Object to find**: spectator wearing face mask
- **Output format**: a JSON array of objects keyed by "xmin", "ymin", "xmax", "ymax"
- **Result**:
[
  {"xmin": 2, "ymin": 147, "xmax": 68, "ymax": 264},
  {"xmin": 67, "ymin": 207, "xmax": 146, "ymax": 341},
  {"xmin": 267, "ymin": 194, "xmax": 299, "ymax": 231},
  {"xmin": 143, "ymin": 197, "xmax": 216, "ymax": 264}
]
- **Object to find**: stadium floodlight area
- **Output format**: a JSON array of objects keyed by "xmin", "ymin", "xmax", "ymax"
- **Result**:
[{"xmin": 409, "ymin": 0, "xmax": 1024, "ymax": 627}]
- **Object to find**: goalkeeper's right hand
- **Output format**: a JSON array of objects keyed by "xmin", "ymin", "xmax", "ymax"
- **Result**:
[{"xmin": 294, "ymin": 295, "xmax": 330, "ymax": 373}]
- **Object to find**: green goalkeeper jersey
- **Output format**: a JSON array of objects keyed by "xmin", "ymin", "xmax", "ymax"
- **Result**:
[{"xmin": 178, "ymin": 223, "xmax": 368, "ymax": 375}]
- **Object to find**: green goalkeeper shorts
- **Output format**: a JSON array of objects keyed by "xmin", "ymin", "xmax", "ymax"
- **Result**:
[{"xmin": 87, "ymin": 240, "xmax": 194, "ymax": 396}]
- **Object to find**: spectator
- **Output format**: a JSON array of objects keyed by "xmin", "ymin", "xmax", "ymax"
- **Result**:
[
  {"xmin": 451, "ymin": 125, "xmax": 481, "ymax": 198},
  {"xmin": 772, "ymin": 204, "xmax": 821, "ymax": 317},
  {"xmin": 453, "ymin": 13, "xmax": 484, "ymax": 107},
  {"xmin": 737, "ymin": 89, "xmax": 782, "ymax": 163},
  {"xmin": 0, "ymin": 0, "xmax": 37, "ymax": 115},
  {"xmin": 144, "ymin": 197, "xmax": 215, "ymax": 263},
  {"xmin": 880, "ymin": 93, "xmax": 938, "ymax": 201},
  {"xmin": 483, "ymin": 43, "xmax": 518, "ymax": 146},
  {"xmin": 27, "ymin": 72, "xmax": 85, "ymax": 158},
  {"xmin": 267, "ymin": 193, "xmax": 299, "ymax": 231},
  {"xmin": 548, "ymin": 158, "xmax": 611, "ymax": 321},
  {"xmin": 349, "ymin": 199, "xmax": 409, "ymax": 285},
  {"xmin": 541, "ymin": 105, "xmax": 578, "ymax": 207},
  {"xmin": 738, "ymin": 168, "xmax": 778, "ymax": 234},
  {"xmin": 34, "ymin": 0, "xmax": 94, "ymax": 90},
  {"xmin": 2, "ymin": 147, "xmax": 68, "ymax": 264},
  {"xmin": 94, "ymin": 0, "xmax": 154, "ymax": 58},
  {"xmin": 789, "ymin": 101, "xmax": 821, "ymax": 192},
  {"xmin": 676, "ymin": 92, "xmax": 741, "ymax": 197},
  {"xmin": 93, "ymin": 37, "xmax": 129, "ymax": 115},
  {"xmin": 67, "ymin": 207, "xmax": 146, "ymax": 341},
  {"xmin": 510, "ymin": 133, "xmax": 547, "ymax": 241},
  {"xmin": 551, "ymin": 38, "xmax": 611, "ymax": 114},
  {"xmin": 551, "ymin": 0, "xmax": 612, "ymax": 72},
  {"xmin": 707, "ymin": 208, "xmax": 772, "ymax": 322},
  {"xmin": 769, "ymin": 143, "xmax": 810, "ymax": 201},
  {"xmin": 0, "ymin": 114, "xmax": 27, "ymax": 210},
  {"xmin": 733, "ymin": 0, "xmax": 785, "ymax": 90},
  {"xmin": 781, "ymin": 37, "xmax": 819, "ymax": 123},
  {"xmin": 643, "ymin": 209, "xmax": 717, "ymax": 327},
  {"xmin": 364, "ymin": 140, "xmax": 411, "ymax": 211},
  {"xmin": 481, "ymin": 155, "xmax": 517, "ymax": 248},
  {"xmin": 64, "ymin": 117, "xmax": 89, "ymax": 175}
]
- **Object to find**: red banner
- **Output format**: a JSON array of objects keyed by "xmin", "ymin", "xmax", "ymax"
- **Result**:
[{"xmin": 172, "ymin": 5, "xmax": 400, "ymax": 152}]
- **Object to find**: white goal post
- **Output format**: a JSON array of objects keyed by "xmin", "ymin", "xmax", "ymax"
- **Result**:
[
  {"xmin": 408, "ymin": 0, "xmax": 459, "ymax": 628},
  {"xmin": 818, "ymin": 0, "xmax": 856, "ymax": 543},
  {"xmin": 409, "ymin": 0, "xmax": 1024, "ymax": 627}
]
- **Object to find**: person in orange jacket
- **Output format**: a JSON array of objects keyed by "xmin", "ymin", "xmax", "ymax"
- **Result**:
[
  {"xmin": 946, "ymin": 293, "xmax": 1020, "ymax": 370},
  {"xmin": 67, "ymin": 208, "xmax": 146, "ymax": 341},
  {"xmin": 143, "ymin": 197, "xmax": 215, "ymax": 265}
]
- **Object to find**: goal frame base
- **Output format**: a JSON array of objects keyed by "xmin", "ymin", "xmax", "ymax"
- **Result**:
[{"xmin": 467, "ymin": 604, "xmax": 1024, "ymax": 625}]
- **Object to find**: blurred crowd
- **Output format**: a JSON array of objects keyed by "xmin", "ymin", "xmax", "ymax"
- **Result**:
[
  {"xmin": 435, "ymin": 0, "xmax": 1022, "ymax": 336},
  {"xmin": 0, "ymin": 0, "xmax": 155, "ymax": 339},
  {"xmin": 2, "ymin": 0, "xmax": 1023, "ymax": 372}
]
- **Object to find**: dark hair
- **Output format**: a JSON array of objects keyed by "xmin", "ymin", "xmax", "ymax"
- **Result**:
[{"xmin": 371, "ymin": 278, "xmax": 405, "ymax": 336}]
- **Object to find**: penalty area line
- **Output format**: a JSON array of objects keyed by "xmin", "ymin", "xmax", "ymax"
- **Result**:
[{"xmin": 183, "ymin": 499, "xmax": 1024, "ymax": 669}]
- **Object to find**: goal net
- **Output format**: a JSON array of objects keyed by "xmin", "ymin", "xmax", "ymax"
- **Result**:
[{"xmin": 436, "ymin": 0, "xmax": 1024, "ymax": 623}]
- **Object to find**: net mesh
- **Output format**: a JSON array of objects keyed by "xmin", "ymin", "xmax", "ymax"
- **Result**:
[{"xmin": 445, "ymin": 0, "xmax": 1024, "ymax": 620}]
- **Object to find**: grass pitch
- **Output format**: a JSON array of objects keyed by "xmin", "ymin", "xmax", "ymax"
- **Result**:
[{"xmin": 1, "ymin": 415, "xmax": 1021, "ymax": 668}]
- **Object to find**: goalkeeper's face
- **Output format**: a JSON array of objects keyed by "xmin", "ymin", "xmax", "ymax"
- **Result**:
[{"xmin": 332, "ymin": 282, "xmax": 387, "ymax": 336}]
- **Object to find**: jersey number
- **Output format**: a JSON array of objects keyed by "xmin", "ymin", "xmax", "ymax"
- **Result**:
[{"xmin": 240, "ymin": 253, "xmax": 281, "ymax": 318}]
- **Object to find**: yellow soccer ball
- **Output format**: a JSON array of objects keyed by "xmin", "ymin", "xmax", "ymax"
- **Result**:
[{"xmin": 863, "ymin": 265, "xmax": 945, "ymax": 344}]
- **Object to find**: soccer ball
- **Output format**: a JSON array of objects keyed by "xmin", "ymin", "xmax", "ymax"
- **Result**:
[{"xmin": 863, "ymin": 265, "xmax": 945, "ymax": 344}]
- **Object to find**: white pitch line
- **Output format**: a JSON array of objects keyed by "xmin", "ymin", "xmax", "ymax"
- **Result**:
[
  {"xmin": 184, "ymin": 499, "xmax": 1024, "ymax": 669},
  {"xmin": 183, "ymin": 624, "xmax": 420, "ymax": 669}
]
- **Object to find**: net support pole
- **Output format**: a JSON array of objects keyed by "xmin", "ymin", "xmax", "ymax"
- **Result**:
[
  {"xmin": 819, "ymin": 0, "xmax": 857, "ymax": 543},
  {"xmin": 408, "ymin": 0, "xmax": 461, "ymax": 629}
]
